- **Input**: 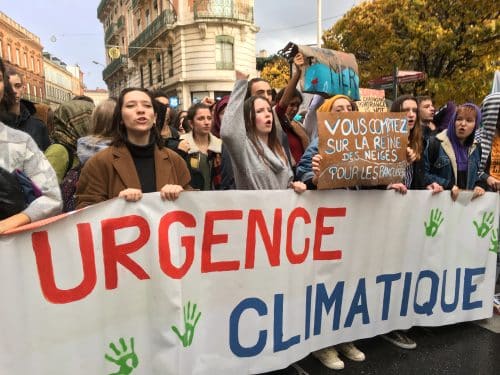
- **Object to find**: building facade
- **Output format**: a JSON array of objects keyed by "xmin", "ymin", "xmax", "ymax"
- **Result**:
[
  {"xmin": 43, "ymin": 53, "xmax": 74, "ymax": 109},
  {"xmin": 0, "ymin": 11, "xmax": 45, "ymax": 103},
  {"xmin": 66, "ymin": 65, "xmax": 85, "ymax": 98},
  {"xmin": 98, "ymin": 0, "xmax": 257, "ymax": 109},
  {"xmin": 84, "ymin": 88, "xmax": 109, "ymax": 106}
]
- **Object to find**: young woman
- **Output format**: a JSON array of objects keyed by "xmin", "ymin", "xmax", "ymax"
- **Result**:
[
  {"xmin": 296, "ymin": 94, "xmax": 366, "ymax": 370},
  {"xmin": 77, "ymin": 98, "xmax": 116, "ymax": 166},
  {"xmin": 180, "ymin": 103, "xmax": 222, "ymax": 190},
  {"xmin": 424, "ymin": 103, "xmax": 485, "ymax": 201},
  {"xmin": 76, "ymin": 88, "xmax": 191, "ymax": 208},
  {"xmin": 273, "ymin": 53, "xmax": 310, "ymax": 167},
  {"xmin": 389, "ymin": 95, "xmax": 426, "ymax": 193},
  {"xmin": 296, "ymin": 95, "xmax": 358, "ymax": 189},
  {"xmin": 0, "ymin": 57, "xmax": 62, "ymax": 233},
  {"xmin": 220, "ymin": 71, "xmax": 305, "ymax": 192}
]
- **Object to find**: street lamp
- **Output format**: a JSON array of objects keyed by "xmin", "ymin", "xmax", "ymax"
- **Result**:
[{"xmin": 92, "ymin": 60, "xmax": 105, "ymax": 67}]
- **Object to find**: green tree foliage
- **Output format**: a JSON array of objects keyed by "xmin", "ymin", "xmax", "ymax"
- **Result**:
[
  {"xmin": 260, "ymin": 56, "xmax": 291, "ymax": 90},
  {"xmin": 323, "ymin": 0, "xmax": 499, "ymax": 104}
]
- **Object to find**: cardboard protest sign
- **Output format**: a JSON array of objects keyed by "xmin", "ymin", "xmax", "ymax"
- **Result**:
[
  {"xmin": 317, "ymin": 111, "xmax": 408, "ymax": 189},
  {"xmin": 356, "ymin": 88, "xmax": 387, "ymax": 112},
  {"xmin": 276, "ymin": 42, "xmax": 359, "ymax": 100}
]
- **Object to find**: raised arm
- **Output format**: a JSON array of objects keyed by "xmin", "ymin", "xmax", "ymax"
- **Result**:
[
  {"xmin": 220, "ymin": 75, "xmax": 249, "ymax": 169},
  {"xmin": 278, "ymin": 53, "xmax": 304, "ymax": 109}
]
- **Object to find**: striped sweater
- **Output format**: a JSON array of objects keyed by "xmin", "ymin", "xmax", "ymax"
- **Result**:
[{"xmin": 478, "ymin": 92, "xmax": 500, "ymax": 178}]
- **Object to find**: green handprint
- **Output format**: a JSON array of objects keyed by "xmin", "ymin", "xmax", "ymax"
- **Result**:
[
  {"xmin": 424, "ymin": 208, "xmax": 444, "ymax": 237},
  {"xmin": 104, "ymin": 337, "xmax": 139, "ymax": 375},
  {"xmin": 473, "ymin": 211, "xmax": 494, "ymax": 238},
  {"xmin": 172, "ymin": 301, "xmax": 201, "ymax": 348},
  {"xmin": 489, "ymin": 229, "xmax": 499, "ymax": 254}
]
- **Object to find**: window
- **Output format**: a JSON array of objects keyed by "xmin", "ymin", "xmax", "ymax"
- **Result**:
[
  {"xmin": 168, "ymin": 45, "xmax": 173, "ymax": 77},
  {"xmin": 23, "ymin": 52, "xmax": 28, "ymax": 68},
  {"xmin": 0, "ymin": 40, "xmax": 3, "ymax": 58},
  {"xmin": 33, "ymin": 85, "xmax": 37, "ymax": 97},
  {"xmin": 39, "ymin": 87, "xmax": 43, "ymax": 98},
  {"xmin": 26, "ymin": 83, "xmax": 30, "ymax": 97},
  {"xmin": 16, "ymin": 49, "xmax": 20, "ymax": 65},
  {"xmin": 140, "ymin": 65, "xmax": 144, "ymax": 88},
  {"xmin": 148, "ymin": 59, "xmax": 153, "ymax": 86},
  {"xmin": 137, "ymin": 18, "xmax": 141, "ymax": 34},
  {"xmin": 31, "ymin": 56, "xmax": 35, "ymax": 71},
  {"xmin": 7, "ymin": 45, "xmax": 11, "ymax": 61},
  {"xmin": 156, "ymin": 53, "xmax": 162, "ymax": 83},
  {"xmin": 145, "ymin": 9, "xmax": 150, "ymax": 26},
  {"xmin": 215, "ymin": 36, "xmax": 234, "ymax": 70}
]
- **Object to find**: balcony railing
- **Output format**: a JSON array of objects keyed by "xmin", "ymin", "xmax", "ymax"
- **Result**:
[
  {"xmin": 97, "ymin": 0, "xmax": 112, "ymax": 18},
  {"xmin": 105, "ymin": 23, "xmax": 115, "ymax": 42},
  {"xmin": 128, "ymin": 10, "xmax": 176, "ymax": 58},
  {"xmin": 194, "ymin": 0, "xmax": 253, "ymax": 23},
  {"xmin": 116, "ymin": 15, "xmax": 124, "ymax": 30},
  {"xmin": 102, "ymin": 55, "xmax": 127, "ymax": 81},
  {"xmin": 131, "ymin": 0, "xmax": 142, "ymax": 10}
]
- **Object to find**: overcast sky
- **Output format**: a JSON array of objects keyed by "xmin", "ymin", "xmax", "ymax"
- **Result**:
[{"xmin": 0, "ymin": 0, "xmax": 357, "ymax": 90}]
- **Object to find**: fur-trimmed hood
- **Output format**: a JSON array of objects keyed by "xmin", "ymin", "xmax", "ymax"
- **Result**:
[{"xmin": 180, "ymin": 131, "xmax": 222, "ymax": 154}]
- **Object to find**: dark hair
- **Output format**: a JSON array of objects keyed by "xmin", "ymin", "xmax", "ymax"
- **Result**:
[
  {"xmin": 172, "ymin": 110, "xmax": 189, "ymax": 133},
  {"xmin": 391, "ymin": 95, "xmax": 423, "ymax": 160},
  {"xmin": 5, "ymin": 68, "xmax": 22, "ymax": 81},
  {"xmin": 186, "ymin": 103, "xmax": 211, "ymax": 122},
  {"xmin": 243, "ymin": 95, "xmax": 286, "ymax": 164},
  {"xmin": 111, "ymin": 87, "xmax": 162, "ymax": 147},
  {"xmin": 275, "ymin": 87, "xmax": 303, "ymax": 106},
  {"xmin": 417, "ymin": 95, "xmax": 432, "ymax": 105},
  {"xmin": 246, "ymin": 78, "xmax": 269, "ymax": 100},
  {"xmin": 186, "ymin": 103, "xmax": 211, "ymax": 137},
  {"xmin": 0, "ymin": 57, "xmax": 17, "ymax": 111},
  {"xmin": 72, "ymin": 95, "xmax": 95, "ymax": 104},
  {"xmin": 150, "ymin": 89, "xmax": 169, "ymax": 100}
]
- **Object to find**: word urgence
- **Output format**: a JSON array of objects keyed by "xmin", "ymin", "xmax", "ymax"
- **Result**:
[{"xmin": 31, "ymin": 207, "xmax": 347, "ymax": 304}]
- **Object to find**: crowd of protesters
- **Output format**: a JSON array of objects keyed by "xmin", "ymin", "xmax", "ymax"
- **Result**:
[{"xmin": 0, "ymin": 53, "xmax": 499, "ymax": 370}]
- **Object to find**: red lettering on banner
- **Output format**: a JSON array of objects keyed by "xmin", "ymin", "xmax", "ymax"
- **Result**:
[
  {"xmin": 201, "ymin": 210, "xmax": 243, "ymax": 272},
  {"xmin": 245, "ymin": 209, "xmax": 282, "ymax": 269},
  {"xmin": 313, "ymin": 207, "xmax": 346, "ymax": 260},
  {"xmin": 158, "ymin": 211, "xmax": 196, "ymax": 279},
  {"xmin": 101, "ymin": 215, "xmax": 151, "ymax": 289},
  {"xmin": 286, "ymin": 207, "xmax": 311, "ymax": 264},
  {"xmin": 32, "ymin": 223, "xmax": 96, "ymax": 304}
]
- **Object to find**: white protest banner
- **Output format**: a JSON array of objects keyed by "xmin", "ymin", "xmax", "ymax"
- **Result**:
[
  {"xmin": 0, "ymin": 190, "xmax": 498, "ymax": 374},
  {"xmin": 317, "ymin": 111, "xmax": 409, "ymax": 189}
]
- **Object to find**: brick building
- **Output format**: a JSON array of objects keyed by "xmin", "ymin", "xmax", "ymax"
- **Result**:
[{"xmin": 0, "ymin": 11, "xmax": 46, "ymax": 103}]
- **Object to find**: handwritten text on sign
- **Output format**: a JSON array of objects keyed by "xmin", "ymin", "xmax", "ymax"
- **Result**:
[{"xmin": 317, "ymin": 112, "xmax": 408, "ymax": 189}]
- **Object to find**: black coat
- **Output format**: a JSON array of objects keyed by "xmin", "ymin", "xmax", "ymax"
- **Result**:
[{"xmin": 0, "ymin": 102, "xmax": 50, "ymax": 151}]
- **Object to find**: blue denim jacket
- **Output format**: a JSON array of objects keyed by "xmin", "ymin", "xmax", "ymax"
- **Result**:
[
  {"xmin": 296, "ymin": 137, "xmax": 318, "ymax": 183},
  {"xmin": 424, "ymin": 130, "xmax": 482, "ymax": 189}
]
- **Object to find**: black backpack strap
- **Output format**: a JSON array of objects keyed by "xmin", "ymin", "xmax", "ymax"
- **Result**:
[{"xmin": 428, "ymin": 136, "xmax": 440, "ymax": 166}]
